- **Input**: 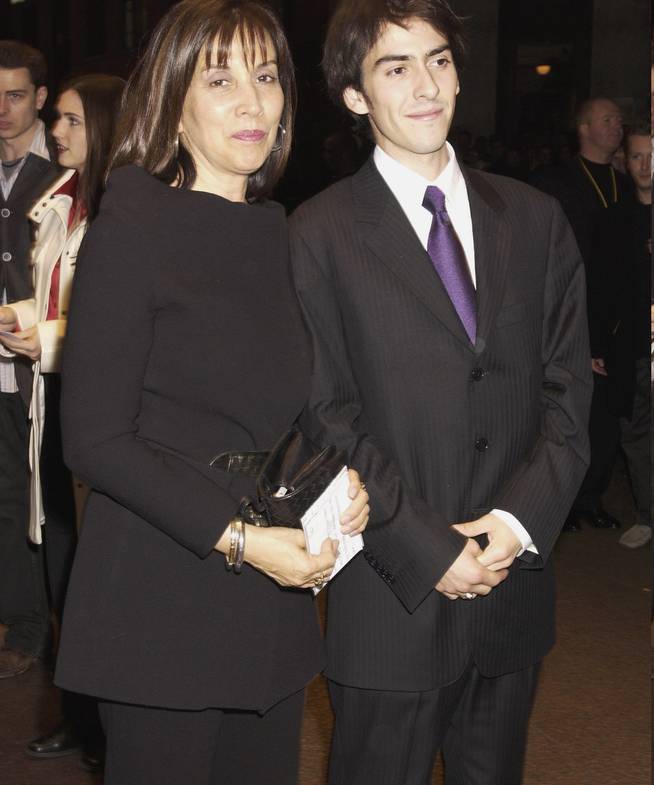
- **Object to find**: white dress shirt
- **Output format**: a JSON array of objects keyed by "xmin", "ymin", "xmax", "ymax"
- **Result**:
[{"xmin": 373, "ymin": 143, "xmax": 537, "ymax": 556}]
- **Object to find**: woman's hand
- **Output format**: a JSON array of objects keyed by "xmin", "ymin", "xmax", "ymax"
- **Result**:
[
  {"xmin": 213, "ymin": 466, "xmax": 369, "ymax": 589},
  {"xmin": 241, "ymin": 525, "xmax": 338, "ymax": 589},
  {"xmin": 0, "ymin": 306, "xmax": 18, "ymax": 332},
  {"xmin": 0, "ymin": 326, "xmax": 41, "ymax": 361},
  {"xmin": 340, "ymin": 468, "xmax": 369, "ymax": 536}
]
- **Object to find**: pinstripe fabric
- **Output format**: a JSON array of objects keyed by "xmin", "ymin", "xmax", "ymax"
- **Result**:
[
  {"xmin": 289, "ymin": 159, "xmax": 592, "ymax": 696},
  {"xmin": 442, "ymin": 664, "xmax": 540, "ymax": 785},
  {"xmin": 327, "ymin": 663, "xmax": 539, "ymax": 785}
]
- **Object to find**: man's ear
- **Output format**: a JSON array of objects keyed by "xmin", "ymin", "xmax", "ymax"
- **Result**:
[
  {"xmin": 343, "ymin": 86, "xmax": 370, "ymax": 117},
  {"xmin": 35, "ymin": 86, "xmax": 47, "ymax": 112},
  {"xmin": 456, "ymin": 80, "xmax": 460, "ymax": 96}
]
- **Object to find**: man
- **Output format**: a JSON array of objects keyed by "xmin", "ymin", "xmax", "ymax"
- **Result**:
[
  {"xmin": 587, "ymin": 125, "xmax": 652, "ymax": 549},
  {"xmin": 0, "ymin": 40, "xmax": 58, "ymax": 678},
  {"xmin": 290, "ymin": 2, "xmax": 591, "ymax": 784},
  {"xmin": 532, "ymin": 97, "xmax": 633, "ymax": 532}
]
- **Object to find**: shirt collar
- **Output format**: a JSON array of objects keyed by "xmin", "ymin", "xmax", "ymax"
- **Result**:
[
  {"xmin": 53, "ymin": 169, "xmax": 79, "ymax": 199},
  {"xmin": 373, "ymin": 141, "xmax": 465, "ymax": 208},
  {"xmin": 28, "ymin": 120, "xmax": 50, "ymax": 161}
]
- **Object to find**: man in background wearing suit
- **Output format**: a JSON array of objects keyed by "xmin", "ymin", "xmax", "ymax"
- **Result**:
[
  {"xmin": 290, "ymin": 2, "xmax": 592, "ymax": 784},
  {"xmin": 0, "ymin": 41, "xmax": 58, "ymax": 678}
]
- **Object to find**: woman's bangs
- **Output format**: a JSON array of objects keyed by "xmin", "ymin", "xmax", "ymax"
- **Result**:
[{"xmin": 203, "ymin": 12, "xmax": 275, "ymax": 70}]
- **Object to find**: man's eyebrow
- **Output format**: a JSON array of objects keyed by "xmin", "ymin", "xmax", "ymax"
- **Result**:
[
  {"xmin": 373, "ymin": 45, "xmax": 451, "ymax": 69},
  {"xmin": 5, "ymin": 89, "xmax": 27, "ymax": 94}
]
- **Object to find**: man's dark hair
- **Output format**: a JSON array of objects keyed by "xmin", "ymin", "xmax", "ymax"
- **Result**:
[
  {"xmin": 0, "ymin": 40, "xmax": 47, "ymax": 87},
  {"xmin": 626, "ymin": 118, "xmax": 651, "ymax": 138},
  {"xmin": 624, "ymin": 118, "xmax": 651, "ymax": 154},
  {"xmin": 323, "ymin": 0, "xmax": 467, "ymax": 112}
]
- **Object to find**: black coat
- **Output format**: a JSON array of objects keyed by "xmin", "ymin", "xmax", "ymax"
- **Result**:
[
  {"xmin": 530, "ymin": 158, "xmax": 633, "ymax": 265},
  {"xmin": 1, "ymin": 148, "xmax": 59, "ymax": 401},
  {"xmin": 587, "ymin": 199, "xmax": 651, "ymax": 417},
  {"xmin": 55, "ymin": 166, "xmax": 323, "ymax": 712},
  {"xmin": 290, "ymin": 160, "xmax": 592, "ymax": 691}
]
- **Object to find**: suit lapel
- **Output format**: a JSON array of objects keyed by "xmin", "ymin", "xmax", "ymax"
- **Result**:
[
  {"xmin": 352, "ymin": 159, "xmax": 472, "ymax": 349},
  {"xmin": 462, "ymin": 167, "xmax": 511, "ymax": 349}
]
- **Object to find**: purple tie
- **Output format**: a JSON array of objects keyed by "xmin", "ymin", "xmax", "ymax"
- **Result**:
[{"xmin": 422, "ymin": 185, "xmax": 477, "ymax": 343}]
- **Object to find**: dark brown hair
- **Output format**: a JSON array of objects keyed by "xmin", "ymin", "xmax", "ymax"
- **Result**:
[
  {"xmin": 109, "ymin": 0, "xmax": 295, "ymax": 200},
  {"xmin": 0, "ymin": 40, "xmax": 47, "ymax": 87},
  {"xmin": 60, "ymin": 74, "xmax": 125, "ymax": 223},
  {"xmin": 624, "ymin": 119, "xmax": 651, "ymax": 154},
  {"xmin": 323, "ymin": 0, "xmax": 467, "ymax": 116}
]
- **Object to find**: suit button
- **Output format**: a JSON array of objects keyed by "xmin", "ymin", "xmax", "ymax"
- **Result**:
[
  {"xmin": 475, "ymin": 437, "xmax": 489, "ymax": 452},
  {"xmin": 0, "ymin": 208, "xmax": 9, "ymax": 218},
  {"xmin": 470, "ymin": 367, "xmax": 484, "ymax": 382},
  {"xmin": 2, "ymin": 252, "xmax": 12, "ymax": 262}
]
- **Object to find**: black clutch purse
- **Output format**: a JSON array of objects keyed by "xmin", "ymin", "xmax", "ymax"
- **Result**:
[{"xmin": 210, "ymin": 427, "xmax": 346, "ymax": 529}]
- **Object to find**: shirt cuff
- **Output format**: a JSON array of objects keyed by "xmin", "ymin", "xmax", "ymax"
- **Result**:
[{"xmin": 490, "ymin": 508, "xmax": 539, "ymax": 556}]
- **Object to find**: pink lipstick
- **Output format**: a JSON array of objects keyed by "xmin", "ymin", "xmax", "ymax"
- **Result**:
[{"xmin": 232, "ymin": 130, "xmax": 266, "ymax": 142}]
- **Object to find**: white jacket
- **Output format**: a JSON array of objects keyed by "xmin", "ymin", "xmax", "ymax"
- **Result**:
[{"xmin": 10, "ymin": 169, "xmax": 87, "ymax": 543}]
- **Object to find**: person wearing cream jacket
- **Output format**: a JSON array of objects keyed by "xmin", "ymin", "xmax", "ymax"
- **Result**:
[
  {"xmin": 0, "ymin": 73, "xmax": 124, "ymax": 771},
  {"xmin": 5, "ymin": 167, "xmax": 87, "ymax": 544}
]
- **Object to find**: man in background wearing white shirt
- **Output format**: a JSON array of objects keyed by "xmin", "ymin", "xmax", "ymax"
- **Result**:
[
  {"xmin": 290, "ymin": 1, "xmax": 592, "ymax": 783},
  {"xmin": 0, "ymin": 40, "xmax": 57, "ymax": 678}
]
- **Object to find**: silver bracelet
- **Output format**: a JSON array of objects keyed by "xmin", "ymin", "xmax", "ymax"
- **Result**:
[
  {"xmin": 225, "ymin": 517, "xmax": 245, "ymax": 573},
  {"xmin": 234, "ymin": 519, "xmax": 246, "ymax": 574},
  {"xmin": 225, "ymin": 519, "xmax": 239, "ymax": 570}
]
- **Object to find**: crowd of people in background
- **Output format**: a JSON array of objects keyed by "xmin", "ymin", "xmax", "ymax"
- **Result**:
[
  {"xmin": 318, "ymin": 122, "xmax": 630, "ymax": 190},
  {"xmin": 448, "ymin": 125, "xmax": 578, "ymax": 179}
]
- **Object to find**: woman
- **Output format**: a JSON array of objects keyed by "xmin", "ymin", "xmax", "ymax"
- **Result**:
[
  {"xmin": 0, "ymin": 74, "xmax": 125, "ymax": 768},
  {"xmin": 51, "ymin": 3, "xmax": 368, "ymax": 784}
]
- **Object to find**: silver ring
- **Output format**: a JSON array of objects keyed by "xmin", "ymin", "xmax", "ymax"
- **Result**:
[{"xmin": 463, "ymin": 592, "xmax": 477, "ymax": 600}]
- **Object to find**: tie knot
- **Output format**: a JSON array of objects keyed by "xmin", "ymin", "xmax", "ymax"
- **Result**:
[{"xmin": 422, "ymin": 185, "xmax": 446, "ymax": 215}]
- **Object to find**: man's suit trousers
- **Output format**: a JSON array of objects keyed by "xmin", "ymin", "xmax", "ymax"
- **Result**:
[
  {"xmin": 328, "ymin": 661, "xmax": 540, "ymax": 785},
  {"xmin": 0, "ymin": 391, "xmax": 48, "ymax": 655}
]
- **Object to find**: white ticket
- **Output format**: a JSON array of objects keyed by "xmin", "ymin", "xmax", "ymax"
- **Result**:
[{"xmin": 301, "ymin": 465, "xmax": 363, "ymax": 594}]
